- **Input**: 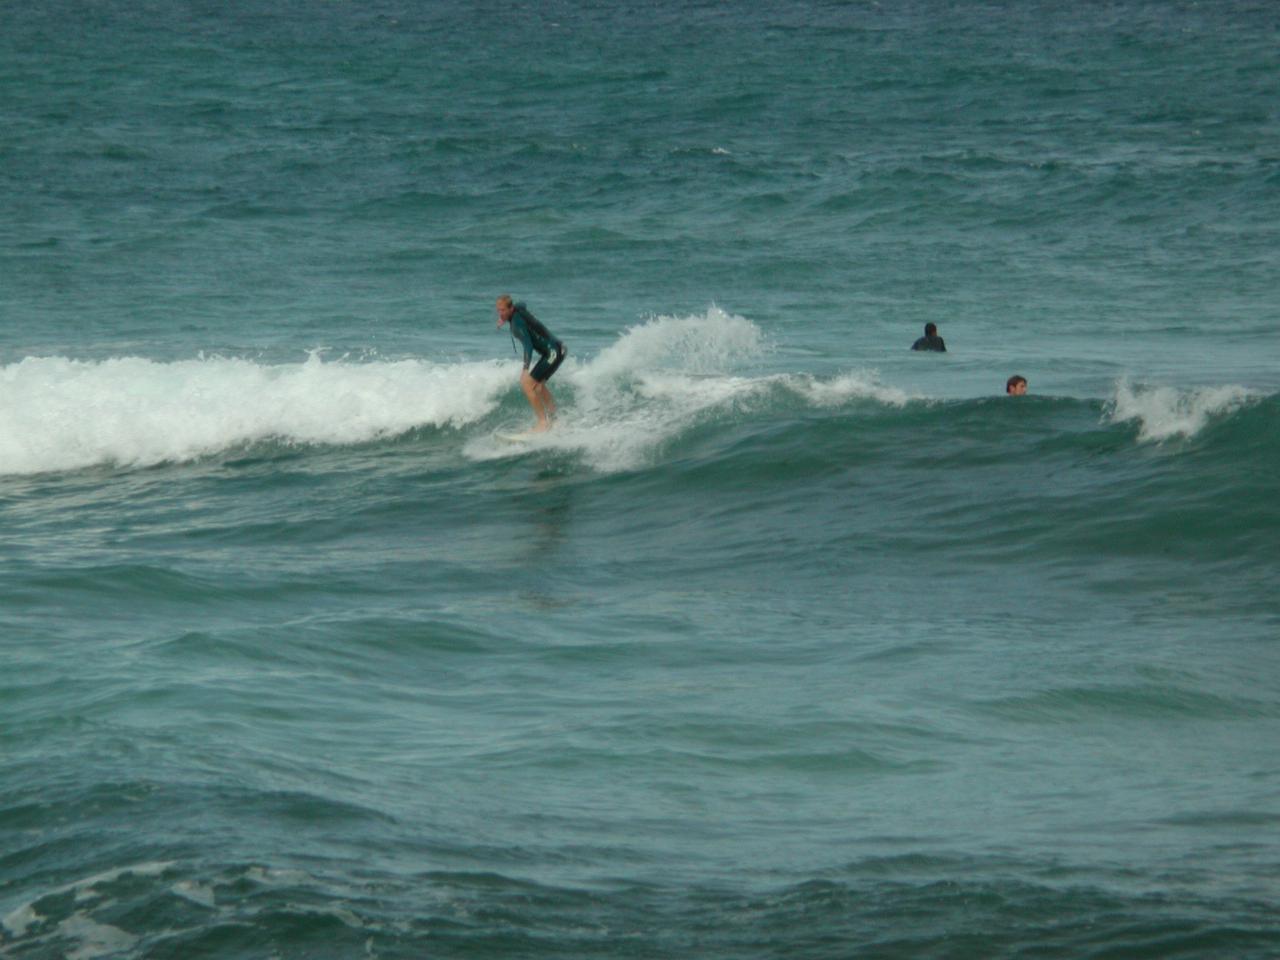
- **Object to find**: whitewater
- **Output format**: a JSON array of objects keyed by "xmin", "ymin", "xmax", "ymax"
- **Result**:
[{"xmin": 1, "ymin": 309, "xmax": 1262, "ymax": 477}]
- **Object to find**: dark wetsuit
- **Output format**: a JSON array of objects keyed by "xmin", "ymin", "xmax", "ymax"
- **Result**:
[
  {"xmin": 509, "ymin": 303, "xmax": 566, "ymax": 382},
  {"xmin": 911, "ymin": 334, "xmax": 947, "ymax": 352}
]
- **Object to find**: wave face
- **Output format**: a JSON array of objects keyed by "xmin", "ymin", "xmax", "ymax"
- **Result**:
[
  {"xmin": 5, "ymin": 309, "xmax": 1270, "ymax": 479},
  {"xmin": 5, "ymin": 0, "xmax": 1280, "ymax": 957}
]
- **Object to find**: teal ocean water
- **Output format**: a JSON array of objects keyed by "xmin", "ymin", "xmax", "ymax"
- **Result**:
[{"xmin": 3, "ymin": 2, "xmax": 1279, "ymax": 957}]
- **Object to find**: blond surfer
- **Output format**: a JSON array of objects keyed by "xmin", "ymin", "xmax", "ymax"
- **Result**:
[{"xmin": 495, "ymin": 295, "xmax": 566, "ymax": 432}]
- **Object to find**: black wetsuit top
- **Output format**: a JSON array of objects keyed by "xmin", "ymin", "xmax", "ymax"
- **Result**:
[
  {"xmin": 911, "ymin": 334, "xmax": 947, "ymax": 352},
  {"xmin": 509, "ymin": 304, "xmax": 562, "ymax": 369}
]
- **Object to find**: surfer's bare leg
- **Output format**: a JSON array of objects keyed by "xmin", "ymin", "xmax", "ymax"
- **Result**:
[
  {"xmin": 521, "ymin": 370, "xmax": 551, "ymax": 431},
  {"xmin": 536, "ymin": 382, "xmax": 556, "ymax": 424}
]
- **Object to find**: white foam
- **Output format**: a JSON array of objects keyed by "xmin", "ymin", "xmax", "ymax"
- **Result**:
[
  {"xmin": 2, "ymin": 310, "xmax": 913, "ymax": 476},
  {"xmin": 58, "ymin": 914, "xmax": 138, "ymax": 960},
  {"xmin": 2, "ymin": 902, "xmax": 42, "ymax": 938},
  {"xmin": 1106, "ymin": 380, "xmax": 1254, "ymax": 442},
  {"xmin": 171, "ymin": 880, "xmax": 217, "ymax": 908},
  {"xmin": 0, "ymin": 860, "xmax": 176, "ymax": 956},
  {"xmin": 787, "ymin": 370, "xmax": 912, "ymax": 408},
  {"xmin": 0, "ymin": 353, "xmax": 511, "ymax": 475},
  {"xmin": 467, "ymin": 309, "xmax": 909, "ymax": 472},
  {"xmin": 1, "ymin": 860, "xmax": 176, "ymax": 932},
  {"xmin": 468, "ymin": 308, "xmax": 766, "ymax": 471},
  {"xmin": 585, "ymin": 305, "xmax": 766, "ymax": 381},
  {"xmin": 244, "ymin": 864, "xmax": 313, "ymax": 886}
]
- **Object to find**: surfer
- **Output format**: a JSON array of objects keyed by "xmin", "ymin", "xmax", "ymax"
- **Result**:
[
  {"xmin": 496, "ymin": 295, "xmax": 566, "ymax": 432},
  {"xmin": 1006, "ymin": 374, "xmax": 1028, "ymax": 396},
  {"xmin": 911, "ymin": 322, "xmax": 946, "ymax": 352}
]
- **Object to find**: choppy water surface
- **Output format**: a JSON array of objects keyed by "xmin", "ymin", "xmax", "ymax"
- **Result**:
[{"xmin": 3, "ymin": 1, "xmax": 1278, "ymax": 957}]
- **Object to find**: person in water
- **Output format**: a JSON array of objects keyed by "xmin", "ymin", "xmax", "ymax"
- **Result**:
[
  {"xmin": 911, "ymin": 322, "xmax": 946, "ymax": 352},
  {"xmin": 496, "ymin": 294, "xmax": 566, "ymax": 432},
  {"xmin": 1006, "ymin": 374, "xmax": 1028, "ymax": 396}
]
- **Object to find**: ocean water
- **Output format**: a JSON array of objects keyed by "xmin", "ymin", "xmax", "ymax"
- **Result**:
[{"xmin": 3, "ymin": 1, "xmax": 1279, "ymax": 957}]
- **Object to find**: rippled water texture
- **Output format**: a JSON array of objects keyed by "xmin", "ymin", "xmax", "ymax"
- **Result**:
[{"xmin": 3, "ymin": 1, "xmax": 1278, "ymax": 957}]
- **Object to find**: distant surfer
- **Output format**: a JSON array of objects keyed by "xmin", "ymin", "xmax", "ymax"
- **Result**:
[
  {"xmin": 1006, "ymin": 374, "xmax": 1028, "ymax": 396},
  {"xmin": 911, "ymin": 322, "xmax": 946, "ymax": 352},
  {"xmin": 496, "ymin": 295, "xmax": 566, "ymax": 432}
]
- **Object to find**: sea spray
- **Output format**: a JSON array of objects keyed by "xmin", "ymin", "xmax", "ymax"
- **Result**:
[
  {"xmin": 1105, "ymin": 379, "xmax": 1256, "ymax": 442},
  {"xmin": 470, "ymin": 309, "xmax": 913, "ymax": 472}
]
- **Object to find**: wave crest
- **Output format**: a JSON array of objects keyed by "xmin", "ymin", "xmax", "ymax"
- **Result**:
[
  {"xmin": 1105, "ymin": 380, "xmax": 1256, "ymax": 442},
  {"xmin": 0, "ymin": 353, "xmax": 511, "ymax": 475},
  {"xmin": 471, "ymin": 309, "xmax": 908, "ymax": 472}
]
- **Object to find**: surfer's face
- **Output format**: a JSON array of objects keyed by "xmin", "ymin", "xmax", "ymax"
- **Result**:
[{"xmin": 496, "ymin": 301, "xmax": 514, "ymax": 325}]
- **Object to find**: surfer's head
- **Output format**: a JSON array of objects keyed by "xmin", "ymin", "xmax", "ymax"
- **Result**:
[
  {"xmin": 1006, "ymin": 374, "xmax": 1027, "ymax": 396},
  {"xmin": 924, "ymin": 322, "xmax": 937, "ymax": 337},
  {"xmin": 495, "ymin": 294, "xmax": 515, "ymax": 326}
]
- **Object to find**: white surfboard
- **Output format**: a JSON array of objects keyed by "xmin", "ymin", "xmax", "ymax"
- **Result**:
[{"xmin": 493, "ymin": 429, "xmax": 535, "ymax": 444}]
